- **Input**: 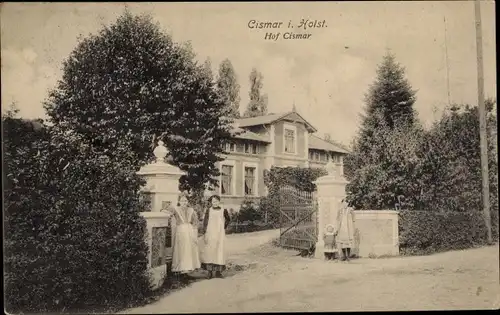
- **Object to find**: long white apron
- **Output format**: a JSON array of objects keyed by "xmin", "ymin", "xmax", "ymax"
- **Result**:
[
  {"xmin": 337, "ymin": 209, "xmax": 355, "ymax": 248},
  {"xmin": 171, "ymin": 207, "xmax": 201, "ymax": 273},
  {"xmin": 201, "ymin": 208, "xmax": 225, "ymax": 265}
]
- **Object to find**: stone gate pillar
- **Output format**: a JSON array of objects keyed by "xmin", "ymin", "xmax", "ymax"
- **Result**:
[
  {"xmin": 314, "ymin": 158, "xmax": 349, "ymax": 259},
  {"xmin": 136, "ymin": 140, "xmax": 184, "ymax": 290},
  {"xmin": 137, "ymin": 140, "xmax": 184, "ymax": 212}
]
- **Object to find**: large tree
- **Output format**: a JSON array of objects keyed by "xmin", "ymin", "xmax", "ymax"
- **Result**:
[
  {"xmin": 354, "ymin": 53, "xmax": 417, "ymax": 159},
  {"xmin": 43, "ymin": 12, "xmax": 233, "ymax": 194},
  {"xmin": 243, "ymin": 67, "xmax": 268, "ymax": 118},
  {"xmin": 216, "ymin": 58, "xmax": 241, "ymax": 118},
  {"xmin": 344, "ymin": 52, "xmax": 420, "ymax": 209}
]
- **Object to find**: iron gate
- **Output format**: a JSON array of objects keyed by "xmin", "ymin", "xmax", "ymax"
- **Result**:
[{"xmin": 278, "ymin": 185, "xmax": 318, "ymax": 251}]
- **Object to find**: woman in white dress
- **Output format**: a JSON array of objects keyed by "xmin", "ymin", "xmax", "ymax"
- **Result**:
[
  {"xmin": 335, "ymin": 201, "xmax": 356, "ymax": 261},
  {"xmin": 201, "ymin": 195, "xmax": 231, "ymax": 279},
  {"xmin": 163, "ymin": 192, "xmax": 201, "ymax": 278}
]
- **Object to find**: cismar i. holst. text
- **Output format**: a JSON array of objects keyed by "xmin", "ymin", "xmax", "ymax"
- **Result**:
[{"xmin": 248, "ymin": 19, "xmax": 327, "ymax": 41}]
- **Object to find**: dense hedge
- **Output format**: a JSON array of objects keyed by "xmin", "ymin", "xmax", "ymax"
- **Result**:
[
  {"xmin": 226, "ymin": 199, "xmax": 275, "ymax": 234},
  {"xmin": 226, "ymin": 221, "xmax": 275, "ymax": 234},
  {"xmin": 398, "ymin": 210, "xmax": 498, "ymax": 256},
  {"xmin": 3, "ymin": 114, "xmax": 152, "ymax": 313}
]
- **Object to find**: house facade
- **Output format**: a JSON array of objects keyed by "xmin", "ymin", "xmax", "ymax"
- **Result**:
[{"xmin": 214, "ymin": 110, "xmax": 349, "ymax": 212}]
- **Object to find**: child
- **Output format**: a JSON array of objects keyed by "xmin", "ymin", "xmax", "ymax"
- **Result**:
[
  {"xmin": 201, "ymin": 195, "xmax": 231, "ymax": 279},
  {"xmin": 162, "ymin": 192, "xmax": 201, "ymax": 278},
  {"xmin": 323, "ymin": 224, "xmax": 337, "ymax": 260}
]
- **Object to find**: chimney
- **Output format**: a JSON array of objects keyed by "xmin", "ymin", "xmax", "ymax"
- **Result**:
[{"xmin": 324, "ymin": 133, "xmax": 331, "ymax": 141}]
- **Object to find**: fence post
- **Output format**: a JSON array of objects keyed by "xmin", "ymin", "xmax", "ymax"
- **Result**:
[{"xmin": 314, "ymin": 158, "xmax": 349, "ymax": 259}]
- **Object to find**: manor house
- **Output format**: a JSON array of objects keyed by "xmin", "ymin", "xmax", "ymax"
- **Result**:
[{"xmin": 217, "ymin": 108, "xmax": 349, "ymax": 211}]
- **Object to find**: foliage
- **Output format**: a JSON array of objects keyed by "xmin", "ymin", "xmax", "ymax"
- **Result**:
[
  {"xmin": 264, "ymin": 166, "xmax": 327, "ymax": 193},
  {"xmin": 217, "ymin": 58, "xmax": 241, "ymax": 118},
  {"xmin": 226, "ymin": 221, "xmax": 275, "ymax": 234},
  {"xmin": 43, "ymin": 12, "xmax": 233, "ymax": 195},
  {"xmin": 260, "ymin": 166, "xmax": 327, "ymax": 225},
  {"xmin": 345, "ymin": 123, "xmax": 426, "ymax": 209},
  {"xmin": 344, "ymin": 51, "xmax": 498, "ymax": 253},
  {"xmin": 236, "ymin": 199, "xmax": 263, "ymax": 222},
  {"xmin": 226, "ymin": 200, "xmax": 274, "ymax": 234},
  {"xmin": 416, "ymin": 101, "xmax": 498, "ymax": 215},
  {"xmin": 3, "ymin": 110, "xmax": 151, "ymax": 313},
  {"xmin": 345, "ymin": 52, "xmax": 419, "ymax": 209},
  {"xmin": 243, "ymin": 67, "xmax": 268, "ymax": 118},
  {"xmin": 201, "ymin": 58, "xmax": 214, "ymax": 82},
  {"xmin": 358, "ymin": 52, "xmax": 417, "ymax": 143},
  {"xmin": 398, "ymin": 210, "xmax": 494, "ymax": 256}
]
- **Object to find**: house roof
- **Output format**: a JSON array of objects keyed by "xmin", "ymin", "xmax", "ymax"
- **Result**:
[
  {"xmin": 230, "ymin": 125, "xmax": 270, "ymax": 143},
  {"xmin": 308, "ymin": 134, "xmax": 349, "ymax": 154},
  {"xmin": 231, "ymin": 112, "xmax": 349, "ymax": 153},
  {"xmin": 236, "ymin": 111, "xmax": 318, "ymax": 133}
]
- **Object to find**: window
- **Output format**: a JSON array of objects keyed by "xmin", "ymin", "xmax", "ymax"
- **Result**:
[
  {"xmin": 332, "ymin": 154, "xmax": 341, "ymax": 163},
  {"xmin": 236, "ymin": 143, "xmax": 245, "ymax": 152},
  {"xmin": 314, "ymin": 151, "xmax": 320, "ymax": 161},
  {"xmin": 244, "ymin": 167, "xmax": 256, "ymax": 196},
  {"xmin": 225, "ymin": 142, "xmax": 236, "ymax": 152},
  {"xmin": 284, "ymin": 128, "xmax": 296, "ymax": 153},
  {"xmin": 320, "ymin": 152, "xmax": 328, "ymax": 162},
  {"xmin": 221, "ymin": 165, "xmax": 233, "ymax": 195},
  {"xmin": 244, "ymin": 143, "xmax": 258, "ymax": 154},
  {"xmin": 309, "ymin": 151, "xmax": 314, "ymax": 160}
]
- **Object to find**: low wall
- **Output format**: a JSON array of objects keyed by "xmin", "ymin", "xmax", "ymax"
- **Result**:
[
  {"xmin": 140, "ymin": 211, "xmax": 171, "ymax": 290},
  {"xmin": 352, "ymin": 210, "xmax": 399, "ymax": 258}
]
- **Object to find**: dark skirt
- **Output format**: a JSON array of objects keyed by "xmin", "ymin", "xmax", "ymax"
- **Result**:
[{"xmin": 201, "ymin": 262, "xmax": 225, "ymax": 272}]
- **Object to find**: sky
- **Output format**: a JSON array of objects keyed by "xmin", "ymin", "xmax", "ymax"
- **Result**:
[{"xmin": 1, "ymin": 1, "xmax": 496, "ymax": 145}]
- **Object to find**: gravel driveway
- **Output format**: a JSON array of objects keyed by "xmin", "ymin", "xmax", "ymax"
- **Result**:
[{"xmin": 124, "ymin": 230, "xmax": 499, "ymax": 313}]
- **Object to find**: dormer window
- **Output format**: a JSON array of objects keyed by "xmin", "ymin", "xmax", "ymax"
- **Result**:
[{"xmin": 283, "ymin": 123, "xmax": 297, "ymax": 154}]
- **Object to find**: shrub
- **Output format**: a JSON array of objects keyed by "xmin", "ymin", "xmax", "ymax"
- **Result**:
[
  {"xmin": 3, "ymin": 115, "xmax": 152, "ymax": 313},
  {"xmin": 398, "ymin": 210, "xmax": 496, "ymax": 256},
  {"xmin": 226, "ymin": 221, "xmax": 275, "ymax": 234},
  {"xmin": 237, "ymin": 199, "xmax": 263, "ymax": 222},
  {"xmin": 226, "ymin": 199, "xmax": 274, "ymax": 234}
]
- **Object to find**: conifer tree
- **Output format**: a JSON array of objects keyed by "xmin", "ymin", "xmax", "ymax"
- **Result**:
[
  {"xmin": 344, "ymin": 52, "xmax": 420, "ymax": 209},
  {"xmin": 217, "ymin": 58, "xmax": 241, "ymax": 118},
  {"xmin": 243, "ymin": 68, "xmax": 268, "ymax": 117},
  {"xmin": 356, "ymin": 52, "xmax": 417, "ymax": 154}
]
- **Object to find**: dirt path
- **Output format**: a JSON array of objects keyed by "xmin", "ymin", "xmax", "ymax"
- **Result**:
[{"xmin": 124, "ymin": 232, "xmax": 499, "ymax": 313}]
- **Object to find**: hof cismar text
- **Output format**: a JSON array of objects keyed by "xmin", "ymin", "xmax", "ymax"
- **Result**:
[{"xmin": 248, "ymin": 19, "xmax": 327, "ymax": 41}]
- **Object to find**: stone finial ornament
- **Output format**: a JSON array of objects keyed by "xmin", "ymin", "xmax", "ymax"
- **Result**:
[
  {"xmin": 325, "ymin": 157, "xmax": 337, "ymax": 177},
  {"xmin": 153, "ymin": 140, "xmax": 168, "ymax": 164}
]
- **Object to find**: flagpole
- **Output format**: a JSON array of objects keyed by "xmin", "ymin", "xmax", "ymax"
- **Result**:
[{"xmin": 474, "ymin": 0, "xmax": 492, "ymax": 244}]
